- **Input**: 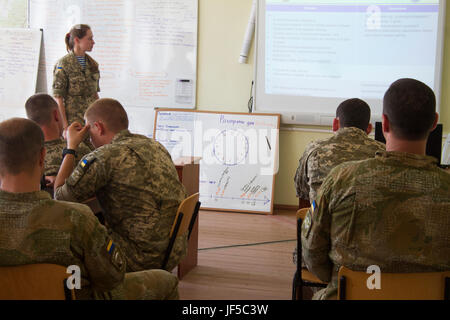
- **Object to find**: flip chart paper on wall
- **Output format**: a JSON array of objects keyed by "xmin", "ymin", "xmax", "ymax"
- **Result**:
[
  {"xmin": 0, "ymin": 28, "xmax": 42, "ymax": 121},
  {"xmin": 154, "ymin": 109, "xmax": 280, "ymax": 214},
  {"xmin": 29, "ymin": 0, "xmax": 198, "ymax": 137},
  {"xmin": 0, "ymin": 0, "xmax": 27, "ymax": 28}
]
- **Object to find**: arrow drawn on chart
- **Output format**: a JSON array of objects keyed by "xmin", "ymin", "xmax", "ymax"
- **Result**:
[{"xmin": 201, "ymin": 194, "xmax": 270, "ymax": 205}]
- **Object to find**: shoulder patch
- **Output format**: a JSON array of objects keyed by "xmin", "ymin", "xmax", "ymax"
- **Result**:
[
  {"xmin": 79, "ymin": 153, "xmax": 97, "ymax": 169},
  {"xmin": 106, "ymin": 239, "xmax": 125, "ymax": 271},
  {"xmin": 311, "ymin": 200, "xmax": 317, "ymax": 215},
  {"xmin": 67, "ymin": 154, "xmax": 97, "ymax": 187},
  {"xmin": 302, "ymin": 210, "xmax": 313, "ymax": 239},
  {"xmin": 80, "ymin": 157, "xmax": 96, "ymax": 171}
]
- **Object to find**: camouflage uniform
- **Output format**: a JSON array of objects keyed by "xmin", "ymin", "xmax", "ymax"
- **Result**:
[
  {"xmin": 293, "ymin": 127, "xmax": 385, "ymax": 267},
  {"xmin": 0, "ymin": 190, "xmax": 179, "ymax": 300},
  {"xmin": 53, "ymin": 52, "xmax": 100, "ymax": 125},
  {"xmin": 294, "ymin": 127, "xmax": 385, "ymax": 203},
  {"xmin": 301, "ymin": 151, "xmax": 450, "ymax": 300},
  {"xmin": 44, "ymin": 137, "xmax": 92, "ymax": 176},
  {"xmin": 55, "ymin": 129, "xmax": 187, "ymax": 272}
]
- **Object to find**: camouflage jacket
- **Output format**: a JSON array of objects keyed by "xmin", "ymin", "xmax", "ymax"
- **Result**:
[
  {"xmin": 0, "ymin": 190, "xmax": 126, "ymax": 299},
  {"xmin": 53, "ymin": 52, "xmax": 100, "ymax": 124},
  {"xmin": 44, "ymin": 137, "xmax": 92, "ymax": 176},
  {"xmin": 301, "ymin": 151, "xmax": 450, "ymax": 299},
  {"xmin": 55, "ymin": 130, "xmax": 187, "ymax": 272},
  {"xmin": 294, "ymin": 127, "xmax": 385, "ymax": 203}
]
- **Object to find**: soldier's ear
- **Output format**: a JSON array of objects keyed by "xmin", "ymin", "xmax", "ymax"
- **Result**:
[
  {"xmin": 382, "ymin": 114, "xmax": 390, "ymax": 134},
  {"xmin": 430, "ymin": 112, "xmax": 438, "ymax": 132},
  {"xmin": 53, "ymin": 109, "xmax": 60, "ymax": 122},
  {"xmin": 332, "ymin": 118, "xmax": 340, "ymax": 132},
  {"xmin": 39, "ymin": 147, "xmax": 46, "ymax": 168},
  {"xmin": 95, "ymin": 121, "xmax": 107, "ymax": 136},
  {"xmin": 366, "ymin": 123, "xmax": 373, "ymax": 135}
]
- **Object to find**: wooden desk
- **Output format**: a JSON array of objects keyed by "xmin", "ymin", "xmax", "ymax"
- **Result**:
[{"xmin": 174, "ymin": 156, "xmax": 201, "ymax": 279}]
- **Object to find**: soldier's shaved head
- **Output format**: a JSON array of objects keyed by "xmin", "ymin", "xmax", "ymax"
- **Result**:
[
  {"xmin": 25, "ymin": 93, "xmax": 58, "ymax": 126},
  {"xmin": 336, "ymin": 98, "xmax": 371, "ymax": 131},
  {"xmin": 85, "ymin": 98, "xmax": 129, "ymax": 133},
  {"xmin": 0, "ymin": 118, "xmax": 44, "ymax": 176},
  {"xmin": 383, "ymin": 78, "xmax": 436, "ymax": 140}
]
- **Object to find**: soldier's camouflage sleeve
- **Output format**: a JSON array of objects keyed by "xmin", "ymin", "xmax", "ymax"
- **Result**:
[
  {"xmin": 301, "ymin": 173, "xmax": 334, "ymax": 282},
  {"xmin": 75, "ymin": 142, "xmax": 93, "ymax": 165},
  {"xmin": 294, "ymin": 147, "xmax": 312, "ymax": 201},
  {"xmin": 72, "ymin": 204, "xmax": 126, "ymax": 292},
  {"xmin": 54, "ymin": 152, "xmax": 107, "ymax": 203},
  {"xmin": 44, "ymin": 143, "xmax": 64, "ymax": 176},
  {"xmin": 53, "ymin": 62, "xmax": 68, "ymax": 97}
]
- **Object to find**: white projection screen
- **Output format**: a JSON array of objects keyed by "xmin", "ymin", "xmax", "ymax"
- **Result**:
[{"xmin": 254, "ymin": 0, "xmax": 446, "ymax": 125}]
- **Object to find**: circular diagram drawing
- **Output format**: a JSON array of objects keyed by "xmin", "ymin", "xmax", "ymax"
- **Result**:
[{"xmin": 213, "ymin": 130, "xmax": 249, "ymax": 166}]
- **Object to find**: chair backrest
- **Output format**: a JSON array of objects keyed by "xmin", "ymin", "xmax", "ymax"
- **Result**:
[
  {"xmin": 161, "ymin": 192, "xmax": 201, "ymax": 270},
  {"xmin": 295, "ymin": 207, "xmax": 309, "ymax": 266},
  {"xmin": 0, "ymin": 263, "xmax": 75, "ymax": 300},
  {"xmin": 296, "ymin": 208, "xmax": 309, "ymax": 221},
  {"xmin": 169, "ymin": 192, "xmax": 200, "ymax": 239},
  {"xmin": 295, "ymin": 208, "xmax": 309, "ymax": 271},
  {"xmin": 338, "ymin": 266, "xmax": 450, "ymax": 300}
]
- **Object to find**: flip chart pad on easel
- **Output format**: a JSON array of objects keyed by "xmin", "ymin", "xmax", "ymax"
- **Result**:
[
  {"xmin": 154, "ymin": 109, "xmax": 280, "ymax": 214},
  {"xmin": 0, "ymin": 28, "xmax": 41, "ymax": 121}
]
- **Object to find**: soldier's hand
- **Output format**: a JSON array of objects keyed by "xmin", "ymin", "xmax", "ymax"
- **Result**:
[
  {"xmin": 66, "ymin": 122, "xmax": 90, "ymax": 149},
  {"xmin": 45, "ymin": 175, "xmax": 56, "ymax": 187}
]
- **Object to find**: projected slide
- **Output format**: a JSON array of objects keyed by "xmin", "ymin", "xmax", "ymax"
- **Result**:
[
  {"xmin": 265, "ymin": 0, "xmax": 439, "ymax": 99},
  {"xmin": 254, "ymin": 0, "xmax": 445, "ymax": 125}
]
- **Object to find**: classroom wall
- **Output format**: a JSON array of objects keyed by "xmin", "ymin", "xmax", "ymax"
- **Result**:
[
  {"xmin": 2, "ymin": 1, "xmax": 448, "ymax": 207},
  {"xmin": 196, "ymin": 0, "xmax": 450, "ymax": 207}
]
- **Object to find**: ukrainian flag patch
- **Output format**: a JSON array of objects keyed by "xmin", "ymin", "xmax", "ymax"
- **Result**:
[
  {"xmin": 107, "ymin": 240, "xmax": 115, "ymax": 254},
  {"xmin": 57, "ymin": 66, "xmax": 62, "ymax": 69},
  {"xmin": 311, "ymin": 200, "xmax": 317, "ymax": 214},
  {"xmin": 78, "ymin": 156, "xmax": 96, "ymax": 172}
]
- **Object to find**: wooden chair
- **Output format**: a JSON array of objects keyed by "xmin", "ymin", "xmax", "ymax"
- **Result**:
[
  {"xmin": 338, "ymin": 266, "xmax": 450, "ymax": 300},
  {"xmin": 161, "ymin": 192, "xmax": 201, "ymax": 271},
  {"xmin": 0, "ymin": 263, "xmax": 75, "ymax": 300},
  {"xmin": 292, "ymin": 208, "xmax": 327, "ymax": 300}
]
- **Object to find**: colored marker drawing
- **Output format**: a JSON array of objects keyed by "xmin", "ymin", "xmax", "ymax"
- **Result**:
[{"xmin": 213, "ymin": 129, "xmax": 249, "ymax": 166}]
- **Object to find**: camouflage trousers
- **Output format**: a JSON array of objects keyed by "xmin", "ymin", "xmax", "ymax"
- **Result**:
[
  {"xmin": 110, "ymin": 230, "xmax": 188, "ymax": 273},
  {"xmin": 95, "ymin": 269, "xmax": 179, "ymax": 300}
]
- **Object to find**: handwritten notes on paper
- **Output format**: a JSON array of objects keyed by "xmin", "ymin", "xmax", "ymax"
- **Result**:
[
  {"xmin": 154, "ymin": 110, "xmax": 280, "ymax": 214},
  {"xmin": 29, "ymin": 0, "xmax": 198, "ymax": 136},
  {"xmin": 0, "ymin": 28, "xmax": 41, "ymax": 121}
]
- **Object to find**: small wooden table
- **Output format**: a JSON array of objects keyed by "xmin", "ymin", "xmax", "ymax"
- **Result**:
[{"xmin": 174, "ymin": 156, "xmax": 201, "ymax": 279}]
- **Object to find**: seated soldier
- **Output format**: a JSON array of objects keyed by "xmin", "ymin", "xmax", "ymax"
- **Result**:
[
  {"xmin": 294, "ymin": 98, "xmax": 385, "ymax": 205},
  {"xmin": 0, "ymin": 118, "xmax": 179, "ymax": 300},
  {"xmin": 293, "ymin": 98, "xmax": 385, "ymax": 269},
  {"xmin": 54, "ymin": 98, "xmax": 187, "ymax": 272},
  {"xmin": 25, "ymin": 93, "xmax": 91, "ymax": 189},
  {"xmin": 302, "ymin": 78, "xmax": 450, "ymax": 299}
]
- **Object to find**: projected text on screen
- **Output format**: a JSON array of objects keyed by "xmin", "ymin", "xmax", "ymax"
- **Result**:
[{"xmin": 265, "ymin": 0, "xmax": 439, "ymax": 99}]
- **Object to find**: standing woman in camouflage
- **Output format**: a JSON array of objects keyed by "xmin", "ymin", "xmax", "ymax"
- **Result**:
[{"xmin": 53, "ymin": 24, "xmax": 100, "ymax": 140}]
